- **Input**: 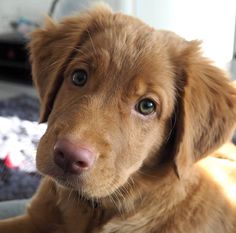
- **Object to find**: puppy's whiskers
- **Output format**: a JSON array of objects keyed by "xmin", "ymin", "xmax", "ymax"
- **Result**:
[{"xmin": 165, "ymin": 112, "xmax": 177, "ymax": 143}]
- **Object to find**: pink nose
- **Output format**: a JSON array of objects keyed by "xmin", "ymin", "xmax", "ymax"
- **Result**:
[{"xmin": 53, "ymin": 139, "xmax": 95, "ymax": 174}]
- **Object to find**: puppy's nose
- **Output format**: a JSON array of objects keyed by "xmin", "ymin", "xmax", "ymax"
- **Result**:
[{"xmin": 53, "ymin": 139, "xmax": 95, "ymax": 174}]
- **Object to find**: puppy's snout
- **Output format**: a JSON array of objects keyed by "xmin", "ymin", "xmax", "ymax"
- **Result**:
[{"xmin": 53, "ymin": 139, "xmax": 95, "ymax": 174}]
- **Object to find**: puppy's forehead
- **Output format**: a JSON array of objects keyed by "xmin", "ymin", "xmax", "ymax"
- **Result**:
[
  {"xmin": 62, "ymin": 13, "xmax": 176, "ymax": 112},
  {"xmin": 70, "ymin": 14, "xmax": 173, "ymax": 86},
  {"xmin": 104, "ymin": 21, "xmax": 166, "ymax": 69}
]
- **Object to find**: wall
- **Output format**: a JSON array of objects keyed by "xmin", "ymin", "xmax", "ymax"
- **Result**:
[
  {"xmin": 134, "ymin": 0, "xmax": 236, "ymax": 70},
  {"xmin": 0, "ymin": 0, "xmax": 52, "ymax": 34},
  {"xmin": 0, "ymin": 0, "xmax": 133, "ymax": 33},
  {"xmin": 53, "ymin": 0, "xmax": 134, "ymax": 21}
]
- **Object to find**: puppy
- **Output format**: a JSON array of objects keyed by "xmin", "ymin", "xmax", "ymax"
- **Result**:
[{"xmin": 0, "ymin": 4, "xmax": 236, "ymax": 233}]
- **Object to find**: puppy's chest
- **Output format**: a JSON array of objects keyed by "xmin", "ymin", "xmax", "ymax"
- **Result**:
[
  {"xmin": 94, "ymin": 218, "xmax": 157, "ymax": 233},
  {"xmin": 60, "ymin": 204, "xmax": 157, "ymax": 233},
  {"xmin": 63, "ymin": 215, "xmax": 156, "ymax": 233}
]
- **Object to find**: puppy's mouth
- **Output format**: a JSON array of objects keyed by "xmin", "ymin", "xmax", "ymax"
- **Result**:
[
  {"xmin": 48, "ymin": 170, "xmax": 110, "ymax": 198},
  {"xmin": 48, "ymin": 171, "xmax": 87, "ymax": 190},
  {"xmin": 55, "ymin": 176, "xmax": 102, "ymax": 207},
  {"xmin": 37, "ymin": 139, "xmax": 135, "ymax": 201},
  {"xmin": 55, "ymin": 174, "xmax": 138, "ymax": 212},
  {"xmin": 46, "ymin": 165, "xmax": 131, "ymax": 203}
]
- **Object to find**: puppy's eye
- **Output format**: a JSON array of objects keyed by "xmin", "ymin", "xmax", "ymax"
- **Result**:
[
  {"xmin": 71, "ymin": 69, "xmax": 87, "ymax": 86},
  {"xmin": 136, "ymin": 98, "xmax": 156, "ymax": 115}
]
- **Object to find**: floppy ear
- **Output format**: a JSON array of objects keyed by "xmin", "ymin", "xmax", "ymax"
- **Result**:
[
  {"xmin": 29, "ymin": 18, "xmax": 67, "ymax": 123},
  {"xmin": 171, "ymin": 41, "xmax": 236, "ymax": 176},
  {"xmin": 28, "ymin": 4, "xmax": 112, "ymax": 122}
]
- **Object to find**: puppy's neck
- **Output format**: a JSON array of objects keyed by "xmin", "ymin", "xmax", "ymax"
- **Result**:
[
  {"xmin": 100, "ymin": 164, "xmax": 198, "ymax": 217},
  {"xmin": 56, "ymin": 165, "xmax": 200, "ymax": 232}
]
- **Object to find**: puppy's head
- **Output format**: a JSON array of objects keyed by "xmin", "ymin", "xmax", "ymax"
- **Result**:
[{"xmin": 29, "ymin": 5, "xmax": 236, "ymax": 200}]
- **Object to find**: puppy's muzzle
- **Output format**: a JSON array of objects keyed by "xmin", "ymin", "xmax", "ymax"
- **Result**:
[{"xmin": 53, "ymin": 139, "xmax": 95, "ymax": 174}]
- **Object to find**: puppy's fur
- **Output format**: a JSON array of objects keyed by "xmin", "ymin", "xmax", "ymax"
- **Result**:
[{"xmin": 1, "ymin": 4, "xmax": 236, "ymax": 233}]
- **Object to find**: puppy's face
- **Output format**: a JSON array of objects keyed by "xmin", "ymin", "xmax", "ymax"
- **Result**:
[
  {"xmin": 36, "ymin": 17, "xmax": 176, "ymax": 198},
  {"xmin": 30, "ymin": 5, "xmax": 236, "ymax": 200}
]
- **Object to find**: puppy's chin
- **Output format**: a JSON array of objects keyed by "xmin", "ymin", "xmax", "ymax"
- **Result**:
[
  {"xmin": 44, "ymin": 168, "xmax": 129, "ymax": 200},
  {"xmin": 37, "ymin": 154, "xmax": 135, "ymax": 200},
  {"xmin": 52, "ymin": 176, "xmax": 85, "ymax": 192}
]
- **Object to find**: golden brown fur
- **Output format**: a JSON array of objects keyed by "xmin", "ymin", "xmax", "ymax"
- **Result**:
[{"xmin": 1, "ymin": 4, "xmax": 236, "ymax": 233}]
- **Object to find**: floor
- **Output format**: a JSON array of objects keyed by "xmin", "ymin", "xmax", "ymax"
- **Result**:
[{"xmin": 0, "ymin": 80, "xmax": 36, "ymax": 100}]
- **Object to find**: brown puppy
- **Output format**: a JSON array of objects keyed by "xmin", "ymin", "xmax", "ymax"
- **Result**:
[{"xmin": 1, "ymin": 4, "xmax": 236, "ymax": 233}]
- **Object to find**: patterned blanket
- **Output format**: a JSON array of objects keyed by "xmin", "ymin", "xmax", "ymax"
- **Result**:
[{"xmin": 0, "ymin": 95, "xmax": 45, "ymax": 201}]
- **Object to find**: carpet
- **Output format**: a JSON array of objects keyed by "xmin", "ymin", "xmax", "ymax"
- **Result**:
[{"xmin": 0, "ymin": 94, "xmax": 46, "ymax": 201}]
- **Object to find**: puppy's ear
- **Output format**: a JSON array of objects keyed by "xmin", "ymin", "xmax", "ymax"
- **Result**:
[
  {"xmin": 171, "ymin": 41, "xmax": 236, "ymax": 176},
  {"xmin": 28, "ymin": 4, "xmax": 112, "ymax": 122},
  {"xmin": 29, "ymin": 17, "xmax": 65, "ymax": 123}
]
